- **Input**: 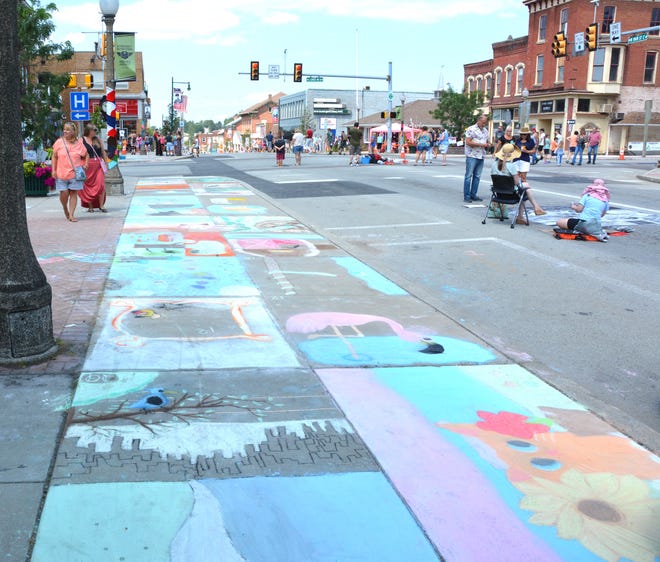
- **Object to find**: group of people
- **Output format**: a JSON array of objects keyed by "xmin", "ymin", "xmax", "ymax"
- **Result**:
[
  {"xmin": 411, "ymin": 126, "xmax": 450, "ymax": 166},
  {"xmin": 51, "ymin": 121, "xmax": 108, "ymax": 222},
  {"xmin": 464, "ymin": 114, "xmax": 609, "ymax": 238}
]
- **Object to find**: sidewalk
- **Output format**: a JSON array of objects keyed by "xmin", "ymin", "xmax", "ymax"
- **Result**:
[{"xmin": 4, "ymin": 173, "xmax": 660, "ymax": 561}]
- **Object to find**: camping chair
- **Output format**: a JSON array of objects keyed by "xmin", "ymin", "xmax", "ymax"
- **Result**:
[{"xmin": 481, "ymin": 174, "xmax": 529, "ymax": 228}]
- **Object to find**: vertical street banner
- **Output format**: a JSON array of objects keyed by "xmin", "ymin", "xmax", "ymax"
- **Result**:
[
  {"xmin": 114, "ymin": 32, "xmax": 136, "ymax": 82},
  {"xmin": 173, "ymin": 89, "xmax": 187, "ymax": 113}
]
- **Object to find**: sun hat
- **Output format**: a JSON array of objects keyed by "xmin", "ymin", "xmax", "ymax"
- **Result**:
[
  {"xmin": 494, "ymin": 143, "xmax": 522, "ymax": 161},
  {"xmin": 582, "ymin": 178, "xmax": 610, "ymax": 202},
  {"xmin": 519, "ymin": 126, "xmax": 531, "ymax": 134}
]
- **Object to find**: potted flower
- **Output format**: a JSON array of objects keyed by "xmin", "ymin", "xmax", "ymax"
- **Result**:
[{"xmin": 23, "ymin": 160, "xmax": 54, "ymax": 196}]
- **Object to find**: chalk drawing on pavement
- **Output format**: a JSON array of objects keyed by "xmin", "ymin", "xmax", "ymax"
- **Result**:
[
  {"xmin": 318, "ymin": 364, "xmax": 660, "ymax": 562},
  {"xmin": 286, "ymin": 311, "xmax": 495, "ymax": 366}
]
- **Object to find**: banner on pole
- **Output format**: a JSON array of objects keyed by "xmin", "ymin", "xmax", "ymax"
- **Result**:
[{"xmin": 114, "ymin": 32, "xmax": 136, "ymax": 82}]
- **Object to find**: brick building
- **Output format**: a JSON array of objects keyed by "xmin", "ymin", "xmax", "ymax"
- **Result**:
[
  {"xmin": 464, "ymin": 0, "xmax": 660, "ymax": 154},
  {"xmin": 41, "ymin": 50, "xmax": 149, "ymax": 138}
]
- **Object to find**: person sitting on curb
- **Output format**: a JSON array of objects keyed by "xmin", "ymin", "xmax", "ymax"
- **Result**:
[
  {"xmin": 491, "ymin": 143, "xmax": 547, "ymax": 225},
  {"xmin": 556, "ymin": 178, "xmax": 610, "ymax": 242}
]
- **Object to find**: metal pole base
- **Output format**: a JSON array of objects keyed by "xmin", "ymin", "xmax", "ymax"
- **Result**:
[
  {"xmin": 105, "ymin": 165, "xmax": 124, "ymax": 196},
  {"xmin": 0, "ymin": 285, "xmax": 58, "ymax": 366}
]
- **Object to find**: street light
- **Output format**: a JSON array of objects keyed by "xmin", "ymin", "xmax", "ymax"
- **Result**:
[
  {"xmin": 0, "ymin": 0, "xmax": 57, "ymax": 363},
  {"xmin": 519, "ymin": 87, "xmax": 529, "ymax": 130},
  {"xmin": 99, "ymin": 0, "xmax": 124, "ymax": 195},
  {"xmin": 170, "ymin": 78, "xmax": 190, "ymax": 133},
  {"xmin": 399, "ymin": 94, "xmax": 406, "ymax": 153}
]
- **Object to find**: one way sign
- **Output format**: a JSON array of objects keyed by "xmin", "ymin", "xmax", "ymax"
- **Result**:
[{"xmin": 71, "ymin": 110, "xmax": 90, "ymax": 121}]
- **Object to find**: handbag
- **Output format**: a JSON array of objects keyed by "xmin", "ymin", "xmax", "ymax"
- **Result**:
[
  {"xmin": 63, "ymin": 139, "xmax": 86, "ymax": 181},
  {"xmin": 89, "ymin": 142, "xmax": 108, "ymax": 174}
]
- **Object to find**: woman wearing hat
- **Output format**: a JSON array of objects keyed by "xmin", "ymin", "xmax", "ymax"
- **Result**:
[
  {"xmin": 556, "ymin": 178, "xmax": 610, "ymax": 241},
  {"xmin": 492, "ymin": 143, "xmax": 546, "ymax": 224},
  {"xmin": 515, "ymin": 126, "xmax": 536, "ymax": 182}
]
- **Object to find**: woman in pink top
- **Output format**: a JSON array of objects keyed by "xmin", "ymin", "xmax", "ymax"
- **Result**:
[{"xmin": 51, "ymin": 121, "xmax": 88, "ymax": 222}]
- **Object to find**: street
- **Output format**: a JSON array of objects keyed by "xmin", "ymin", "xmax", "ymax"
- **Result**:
[{"xmin": 178, "ymin": 151, "xmax": 660, "ymax": 452}]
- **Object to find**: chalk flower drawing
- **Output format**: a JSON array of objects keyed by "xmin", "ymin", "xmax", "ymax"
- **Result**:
[{"xmin": 518, "ymin": 469, "xmax": 660, "ymax": 562}]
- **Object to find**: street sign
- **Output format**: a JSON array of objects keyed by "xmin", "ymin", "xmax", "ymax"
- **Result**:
[
  {"xmin": 574, "ymin": 32, "xmax": 585, "ymax": 52},
  {"xmin": 387, "ymin": 92, "xmax": 394, "ymax": 101},
  {"xmin": 306, "ymin": 76, "xmax": 323, "ymax": 82},
  {"xmin": 268, "ymin": 64, "xmax": 280, "ymax": 79},
  {"xmin": 610, "ymin": 22, "xmax": 621, "ymax": 43},
  {"xmin": 69, "ymin": 91, "xmax": 89, "ymax": 112},
  {"xmin": 628, "ymin": 33, "xmax": 648, "ymax": 44},
  {"xmin": 71, "ymin": 110, "xmax": 90, "ymax": 121},
  {"xmin": 567, "ymin": 119, "xmax": 576, "ymax": 125}
]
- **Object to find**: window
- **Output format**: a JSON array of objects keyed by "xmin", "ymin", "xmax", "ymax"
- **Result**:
[
  {"xmin": 602, "ymin": 6, "xmax": 615, "ymax": 33},
  {"xmin": 505, "ymin": 67, "xmax": 513, "ymax": 96},
  {"xmin": 555, "ymin": 99, "xmax": 565, "ymax": 113},
  {"xmin": 651, "ymin": 8, "xmax": 660, "ymax": 36},
  {"xmin": 560, "ymin": 9, "xmax": 569, "ymax": 34},
  {"xmin": 485, "ymin": 74, "xmax": 492, "ymax": 97},
  {"xmin": 609, "ymin": 48, "xmax": 621, "ymax": 82},
  {"xmin": 516, "ymin": 66, "xmax": 524, "ymax": 95},
  {"xmin": 557, "ymin": 58, "xmax": 565, "ymax": 83},
  {"xmin": 476, "ymin": 76, "xmax": 483, "ymax": 93},
  {"xmin": 494, "ymin": 69, "xmax": 501, "ymax": 97},
  {"xmin": 644, "ymin": 52, "xmax": 657, "ymax": 83},
  {"xmin": 538, "ymin": 15, "xmax": 547, "ymax": 41},
  {"xmin": 577, "ymin": 98, "xmax": 590, "ymax": 112},
  {"xmin": 591, "ymin": 49, "xmax": 605, "ymax": 82},
  {"xmin": 536, "ymin": 55, "xmax": 544, "ymax": 84}
]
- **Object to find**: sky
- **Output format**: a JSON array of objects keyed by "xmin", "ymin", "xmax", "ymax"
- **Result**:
[{"xmin": 49, "ymin": 0, "xmax": 530, "ymax": 126}]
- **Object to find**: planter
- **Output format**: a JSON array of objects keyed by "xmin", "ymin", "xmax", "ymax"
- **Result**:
[{"xmin": 24, "ymin": 176, "xmax": 49, "ymax": 197}]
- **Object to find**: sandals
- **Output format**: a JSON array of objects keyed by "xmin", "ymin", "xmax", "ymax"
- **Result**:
[{"xmin": 534, "ymin": 209, "xmax": 547, "ymax": 216}]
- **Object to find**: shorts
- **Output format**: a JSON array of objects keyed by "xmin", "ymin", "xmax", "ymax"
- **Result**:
[
  {"xmin": 55, "ymin": 178, "xmax": 83, "ymax": 192},
  {"xmin": 440, "ymin": 145, "xmax": 449, "ymax": 154},
  {"xmin": 349, "ymin": 144, "xmax": 361, "ymax": 156},
  {"xmin": 568, "ymin": 218, "xmax": 602, "ymax": 235},
  {"xmin": 292, "ymin": 145, "xmax": 303, "ymax": 154},
  {"xmin": 516, "ymin": 160, "xmax": 531, "ymax": 174},
  {"xmin": 569, "ymin": 147, "xmax": 576, "ymax": 153}
]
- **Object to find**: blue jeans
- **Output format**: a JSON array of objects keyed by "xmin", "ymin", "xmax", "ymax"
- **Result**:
[
  {"xmin": 464, "ymin": 157, "xmax": 485, "ymax": 200},
  {"xmin": 572, "ymin": 144, "xmax": 584, "ymax": 164},
  {"xmin": 587, "ymin": 144, "xmax": 598, "ymax": 163}
]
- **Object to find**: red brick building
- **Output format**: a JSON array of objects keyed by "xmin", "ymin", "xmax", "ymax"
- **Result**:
[{"xmin": 465, "ymin": 0, "xmax": 660, "ymax": 154}]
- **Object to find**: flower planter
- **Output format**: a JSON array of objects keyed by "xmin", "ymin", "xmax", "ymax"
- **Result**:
[{"xmin": 24, "ymin": 175, "xmax": 49, "ymax": 197}]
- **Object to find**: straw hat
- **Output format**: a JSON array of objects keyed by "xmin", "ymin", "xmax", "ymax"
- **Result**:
[
  {"xmin": 519, "ymin": 126, "xmax": 532, "ymax": 135},
  {"xmin": 494, "ymin": 143, "xmax": 522, "ymax": 161}
]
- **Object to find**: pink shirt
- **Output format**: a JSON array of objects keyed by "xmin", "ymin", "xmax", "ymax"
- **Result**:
[{"xmin": 52, "ymin": 138, "xmax": 87, "ymax": 180}]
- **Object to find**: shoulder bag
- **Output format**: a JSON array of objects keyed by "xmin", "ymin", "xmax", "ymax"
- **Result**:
[{"xmin": 63, "ymin": 139, "xmax": 86, "ymax": 181}]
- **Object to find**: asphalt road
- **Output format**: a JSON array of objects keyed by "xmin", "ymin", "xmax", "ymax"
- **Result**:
[{"xmin": 121, "ymin": 151, "xmax": 660, "ymax": 453}]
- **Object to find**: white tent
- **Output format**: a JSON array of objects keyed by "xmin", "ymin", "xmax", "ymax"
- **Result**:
[{"xmin": 370, "ymin": 123, "xmax": 421, "ymax": 134}]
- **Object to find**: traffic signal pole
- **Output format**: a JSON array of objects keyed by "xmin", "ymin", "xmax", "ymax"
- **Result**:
[{"xmin": 241, "ymin": 62, "xmax": 394, "ymax": 150}]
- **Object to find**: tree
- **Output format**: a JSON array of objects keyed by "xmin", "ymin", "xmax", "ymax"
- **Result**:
[
  {"xmin": 18, "ymin": 1, "xmax": 73, "ymax": 148},
  {"xmin": 431, "ymin": 86, "xmax": 485, "ymax": 140}
]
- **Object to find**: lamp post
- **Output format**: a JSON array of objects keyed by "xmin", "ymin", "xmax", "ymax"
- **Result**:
[
  {"xmin": 0, "ymin": 0, "xmax": 57, "ymax": 364},
  {"xmin": 519, "ymin": 87, "xmax": 529, "ymax": 130},
  {"xmin": 99, "ymin": 0, "xmax": 124, "ymax": 195},
  {"xmin": 170, "ymin": 78, "xmax": 190, "ymax": 133}
]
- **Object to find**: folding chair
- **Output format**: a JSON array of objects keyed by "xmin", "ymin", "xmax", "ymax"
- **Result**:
[{"xmin": 481, "ymin": 174, "xmax": 529, "ymax": 228}]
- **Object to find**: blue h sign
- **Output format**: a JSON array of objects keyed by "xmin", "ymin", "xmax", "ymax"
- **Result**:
[{"xmin": 70, "ymin": 92, "xmax": 89, "ymax": 111}]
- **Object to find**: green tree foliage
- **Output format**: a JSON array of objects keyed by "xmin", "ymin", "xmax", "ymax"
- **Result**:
[
  {"xmin": 18, "ymin": 1, "xmax": 73, "ymax": 147},
  {"xmin": 431, "ymin": 86, "xmax": 485, "ymax": 140}
]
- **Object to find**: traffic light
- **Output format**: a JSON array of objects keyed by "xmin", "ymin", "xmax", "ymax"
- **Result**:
[
  {"xmin": 380, "ymin": 111, "xmax": 396, "ymax": 119},
  {"xmin": 585, "ymin": 23, "xmax": 598, "ymax": 51},
  {"xmin": 293, "ymin": 63, "xmax": 303, "ymax": 82},
  {"xmin": 84, "ymin": 74, "xmax": 94, "ymax": 88},
  {"xmin": 67, "ymin": 74, "xmax": 77, "ymax": 88},
  {"xmin": 551, "ymin": 32, "xmax": 567, "ymax": 58},
  {"xmin": 250, "ymin": 61, "xmax": 259, "ymax": 81}
]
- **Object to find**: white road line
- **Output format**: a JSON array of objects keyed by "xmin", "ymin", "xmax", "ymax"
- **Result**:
[
  {"xmin": 274, "ymin": 179, "xmax": 339, "ymax": 184},
  {"xmin": 326, "ymin": 222, "xmax": 451, "ymax": 231},
  {"xmin": 370, "ymin": 236, "xmax": 659, "ymax": 301}
]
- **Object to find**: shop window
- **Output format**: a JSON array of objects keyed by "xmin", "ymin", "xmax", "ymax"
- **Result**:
[
  {"xmin": 530, "ymin": 101, "xmax": 538, "ymax": 114},
  {"xmin": 644, "ymin": 52, "xmax": 657, "ymax": 83},
  {"xmin": 538, "ymin": 15, "xmax": 547, "ymax": 41},
  {"xmin": 555, "ymin": 99, "xmax": 565, "ymax": 112},
  {"xmin": 577, "ymin": 98, "xmax": 590, "ymax": 112},
  {"xmin": 602, "ymin": 6, "xmax": 615, "ymax": 33}
]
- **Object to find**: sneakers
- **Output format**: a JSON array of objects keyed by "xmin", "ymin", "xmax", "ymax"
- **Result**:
[
  {"xmin": 593, "ymin": 231, "xmax": 608, "ymax": 242},
  {"xmin": 463, "ymin": 198, "xmax": 472, "ymax": 203},
  {"xmin": 471, "ymin": 196, "xmax": 483, "ymax": 202}
]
